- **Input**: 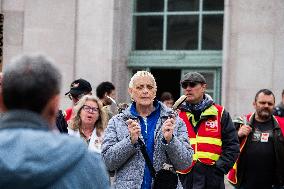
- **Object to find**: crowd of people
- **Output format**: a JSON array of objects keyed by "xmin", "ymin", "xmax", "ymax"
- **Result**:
[{"xmin": 0, "ymin": 53, "xmax": 283, "ymax": 189}]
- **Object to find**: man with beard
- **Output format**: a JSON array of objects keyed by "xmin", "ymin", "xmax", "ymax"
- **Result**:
[{"xmin": 228, "ymin": 89, "xmax": 284, "ymax": 189}]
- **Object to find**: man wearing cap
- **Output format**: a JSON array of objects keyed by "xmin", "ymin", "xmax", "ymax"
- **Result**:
[
  {"xmin": 64, "ymin": 79, "xmax": 92, "ymax": 121},
  {"xmin": 56, "ymin": 79, "xmax": 92, "ymax": 133},
  {"xmin": 177, "ymin": 72, "xmax": 239, "ymax": 189}
]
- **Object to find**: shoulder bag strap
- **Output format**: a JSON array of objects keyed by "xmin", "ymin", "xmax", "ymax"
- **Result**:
[{"xmin": 137, "ymin": 137, "xmax": 156, "ymax": 178}]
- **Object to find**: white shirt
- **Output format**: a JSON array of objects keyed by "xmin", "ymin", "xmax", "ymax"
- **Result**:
[{"xmin": 68, "ymin": 127, "xmax": 104, "ymax": 153}]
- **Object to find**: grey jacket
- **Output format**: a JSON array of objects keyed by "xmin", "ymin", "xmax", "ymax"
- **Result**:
[{"xmin": 102, "ymin": 102, "xmax": 193, "ymax": 189}]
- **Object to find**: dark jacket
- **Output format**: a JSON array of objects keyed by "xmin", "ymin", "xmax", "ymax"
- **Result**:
[
  {"xmin": 273, "ymin": 102, "xmax": 284, "ymax": 117},
  {"xmin": 55, "ymin": 110, "xmax": 68, "ymax": 133},
  {"xmin": 234, "ymin": 114, "xmax": 284, "ymax": 188},
  {"xmin": 0, "ymin": 110, "xmax": 110, "ymax": 189}
]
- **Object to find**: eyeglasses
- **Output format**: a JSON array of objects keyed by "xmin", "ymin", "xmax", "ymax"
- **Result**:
[
  {"xmin": 82, "ymin": 105, "xmax": 99, "ymax": 113},
  {"xmin": 181, "ymin": 82, "xmax": 199, "ymax": 89}
]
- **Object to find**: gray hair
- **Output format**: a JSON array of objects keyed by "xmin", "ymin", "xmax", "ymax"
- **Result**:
[
  {"xmin": 128, "ymin": 71, "xmax": 157, "ymax": 89},
  {"xmin": 2, "ymin": 54, "xmax": 62, "ymax": 113}
]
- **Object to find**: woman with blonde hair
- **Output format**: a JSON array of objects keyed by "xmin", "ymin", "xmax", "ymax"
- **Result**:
[{"xmin": 68, "ymin": 95, "xmax": 108, "ymax": 153}]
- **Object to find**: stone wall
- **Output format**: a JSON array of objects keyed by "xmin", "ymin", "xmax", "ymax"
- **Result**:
[{"xmin": 222, "ymin": 0, "xmax": 284, "ymax": 117}]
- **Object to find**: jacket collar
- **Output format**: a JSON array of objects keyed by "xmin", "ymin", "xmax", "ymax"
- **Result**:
[
  {"xmin": 0, "ymin": 110, "xmax": 49, "ymax": 131},
  {"xmin": 185, "ymin": 105, "xmax": 218, "ymax": 117},
  {"xmin": 248, "ymin": 113, "xmax": 280, "ymax": 129}
]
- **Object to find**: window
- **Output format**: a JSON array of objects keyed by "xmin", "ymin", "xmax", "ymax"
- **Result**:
[
  {"xmin": 133, "ymin": 0, "xmax": 224, "ymax": 50},
  {"xmin": 129, "ymin": 0, "xmax": 224, "ymax": 103}
]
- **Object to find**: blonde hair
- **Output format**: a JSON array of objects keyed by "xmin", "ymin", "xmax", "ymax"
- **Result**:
[
  {"xmin": 69, "ymin": 95, "xmax": 107, "ymax": 137},
  {"xmin": 129, "ymin": 70, "xmax": 157, "ymax": 89}
]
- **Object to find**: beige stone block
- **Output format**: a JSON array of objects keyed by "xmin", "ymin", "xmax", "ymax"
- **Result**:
[
  {"xmin": 3, "ymin": 11, "xmax": 23, "ymax": 46},
  {"xmin": 235, "ymin": 55, "xmax": 273, "ymax": 88},
  {"xmin": 75, "ymin": 0, "xmax": 114, "ymax": 86},
  {"xmin": 3, "ymin": 11, "xmax": 24, "ymax": 68},
  {"xmin": 237, "ymin": 33, "xmax": 274, "ymax": 56},
  {"xmin": 2, "ymin": 0, "xmax": 24, "ymax": 11},
  {"xmin": 25, "ymin": 0, "xmax": 75, "ymax": 31},
  {"xmin": 3, "ymin": 45, "xmax": 22, "ymax": 66}
]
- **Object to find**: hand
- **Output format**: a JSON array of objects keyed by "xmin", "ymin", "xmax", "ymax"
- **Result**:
[
  {"xmin": 238, "ymin": 125, "xmax": 252, "ymax": 138},
  {"xmin": 162, "ymin": 118, "xmax": 175, "ymax": 144},
  {"xmin": 127, "ymin": 119, "xmax": 141, "ymax": 144}
]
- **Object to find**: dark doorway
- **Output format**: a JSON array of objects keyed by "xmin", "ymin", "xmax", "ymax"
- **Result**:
[{"xmin": 151, "ymin": 68, "xmax": 181, "ymax": 101}]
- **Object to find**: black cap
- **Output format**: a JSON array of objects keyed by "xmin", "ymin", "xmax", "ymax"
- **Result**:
[
  {"xmin": 65, "ymin": 78, "xmax": 92, "ymax": 96},
  {"xmin": 180, "ymin": 72, "xmax": 206, "ymax": 84}
]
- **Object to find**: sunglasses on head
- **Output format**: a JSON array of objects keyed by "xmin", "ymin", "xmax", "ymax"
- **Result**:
[{"xmin": 181, "ymin": 82, "xmax": 200, "ymax": 89}]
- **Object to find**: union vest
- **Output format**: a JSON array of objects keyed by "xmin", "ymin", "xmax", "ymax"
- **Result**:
[
  {"xmin": 227, "ymin": 114, "xmax": 284, "ymax": 185},
  {"xmin": 177, "ymin": 104, "xmax": 224, "ymax": 174}
]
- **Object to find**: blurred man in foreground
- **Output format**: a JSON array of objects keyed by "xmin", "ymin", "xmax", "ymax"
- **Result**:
[{"xmin": 0, "ymin": 54, "xmax": 109, "ymax": 189}]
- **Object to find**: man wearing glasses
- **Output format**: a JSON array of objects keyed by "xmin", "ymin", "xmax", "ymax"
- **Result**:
[
  {"xmin": 177, "ymin": 72, "xmax": 239, "ymax": 189},
  {"xmin": 56, "ymin": 79, "xmax": 92, "ymax": 133}
]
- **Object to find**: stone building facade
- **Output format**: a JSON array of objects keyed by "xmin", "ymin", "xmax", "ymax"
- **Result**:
[{"xmin": 2, "ymin": 0, "xmax": 284, "ymax": 117}]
